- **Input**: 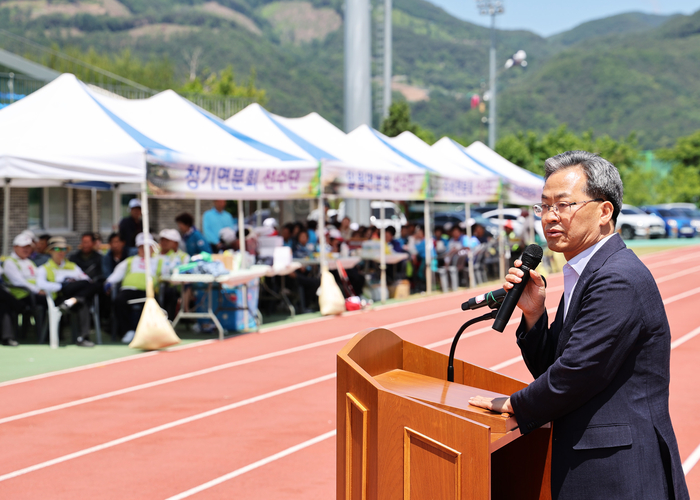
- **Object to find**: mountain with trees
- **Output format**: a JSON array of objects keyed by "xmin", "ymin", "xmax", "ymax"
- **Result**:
[{"xmin": 0, "ymin": 0, "xmax": 699, "ymax": 151}]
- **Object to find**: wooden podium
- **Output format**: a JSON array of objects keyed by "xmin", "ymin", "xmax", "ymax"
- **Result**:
[{"xmin": 337, "ymin": 328, "xmax": 552, "ymax": 500}]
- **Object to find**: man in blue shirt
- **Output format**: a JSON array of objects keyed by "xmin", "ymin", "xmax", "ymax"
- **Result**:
[
  {"xmin": 175, "ymin": 212, "xmax": 212, "ymax": 256},
  {"xmin": 202, "ymin": 200, "xmax": 235, "ymax": 252}
]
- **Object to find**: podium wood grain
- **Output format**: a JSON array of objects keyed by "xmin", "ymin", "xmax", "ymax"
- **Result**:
[{"xmin": 337, "ymin": 328, "xmax": 552, "ymax": 500}]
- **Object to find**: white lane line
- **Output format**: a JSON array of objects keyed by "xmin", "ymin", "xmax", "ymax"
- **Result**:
[
  {"xmin": 0, "ymin": 247, "xmax": 687, "ymax": 389},
  {"xmin": 0, "ymin": 310, "xmax": 461, "ymax": 425},
  {"xmin": 671, "ymin": 326, "xmax": 700, "ymax": 350},
  {"xmin": 655, "ymin": 265, "xmax": 700, "ymax": 284},
  {"xmin": 2, "ymin": 266, "xmax": 697, "ymax": 427},
  {"xmin": 0, "ymin": 373, "xmax": 337, "ymax": 483},
  {"xmin": 683, "ymin": 442, "xmax": 700, "ymax": 475},
  {"xmin": 489, "ymin": 356, "xmax": 524, "ymax": 371},
  {"xmin": 663, "ymin": 287, "xmax": 700, "ymax": 306},
  {"xmin": 164, "ymin": 430, "xmax": 337, "ymax": 500},
  {"xmin": 647, "ymin": 251, "xmax": 700, "ymax": 269}
]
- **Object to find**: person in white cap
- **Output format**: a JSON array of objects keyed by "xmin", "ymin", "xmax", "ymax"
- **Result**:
[
  {"xmin": 36, "ymin": 236, "xmax": 98, "ymax": 347},
  {"xmin": 158, "ymin": 229, "xmax": 189, "ymax": 320},
  {"xmin": 118, "ymin": 198, "xmax": 143, "ymax": 253},
  {"xmin": 2, "ymin": 233, "xmax": 48, "ymax": 345},
  {"xmin": 104, "ymin": 232, "xmax": 163, "ymax": 343}
]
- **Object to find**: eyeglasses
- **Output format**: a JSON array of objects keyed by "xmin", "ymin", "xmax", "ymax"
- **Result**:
[
  {"xmin": 532, "ymin": 199, "xmax": 604, "ymax": 217},
  {"xmin": 51, "ymin": 247, "xmax": 67, "ymax": 252}
]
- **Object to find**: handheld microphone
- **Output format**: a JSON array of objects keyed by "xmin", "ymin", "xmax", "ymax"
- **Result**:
[
  {"xmin": 461, "ymin": 288, "xmax": 507, "ymax": 311},
  {"xmin": 492, "ymin": 244, "xmax": 544, "ymax": 332}
]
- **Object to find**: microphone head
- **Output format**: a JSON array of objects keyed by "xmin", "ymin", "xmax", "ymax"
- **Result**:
[{"xmin": 520, "ymin": 244, "xmax": 543, "ymax": 270}]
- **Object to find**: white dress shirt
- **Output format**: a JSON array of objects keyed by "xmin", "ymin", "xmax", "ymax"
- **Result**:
[
  {"xmin": 3, "ymin": 252, "xmax": 41, "ymax": 294},
  {"xmin": 562, "ymin": 234, "xmax": 615, "ymax": 321}
]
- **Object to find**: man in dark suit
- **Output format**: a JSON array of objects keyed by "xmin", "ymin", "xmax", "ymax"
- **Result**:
[{"xmin": 469, "ymin": 151, "xmax": 689, "ymax": 500}]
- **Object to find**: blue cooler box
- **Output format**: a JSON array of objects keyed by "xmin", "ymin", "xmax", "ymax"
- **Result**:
[{"xmin": 194, "ymin": 279, "xmax": 259, "ymax": 332}]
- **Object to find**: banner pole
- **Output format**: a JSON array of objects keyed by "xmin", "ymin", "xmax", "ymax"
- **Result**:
[{"xmin": 140, "ymin": 182, "xmax": 154, "ymax": 299}]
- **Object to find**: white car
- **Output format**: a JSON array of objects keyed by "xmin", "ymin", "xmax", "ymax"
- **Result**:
[
  {"xmin": 369, "ymin": 201, "xmax": 407, "ymax": 234},
  {"xmin": 616, "ymin": 204, "xmax": 666, "ymax": 239},
  {"xmin": 481, "ymin": 208, "xmax": 527, "ymax": 238}
]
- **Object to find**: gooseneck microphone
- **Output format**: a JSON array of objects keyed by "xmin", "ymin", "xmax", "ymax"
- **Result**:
[
  {"xmin": 492, "ymin": 244, "xmax": 544, "ymax": 332},
  {"xmin": 461, "ymin": 288, "xmax": 507, "ymax": 311}
]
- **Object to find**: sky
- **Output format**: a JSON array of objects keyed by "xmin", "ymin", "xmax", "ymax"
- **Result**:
[{"xmin": 424, "ymin": 0, "xmax": 700, "ymax": 37}]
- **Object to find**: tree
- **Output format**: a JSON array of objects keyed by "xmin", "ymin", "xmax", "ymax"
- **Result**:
[
  {"xmin": 656, "ymin": 131, "xmax": 700, "ymax": 204},
  {"xmin": 182, "ymin": 66, "xmax": 267, "ymax": 104},
  {"xmin": 380, "ymin": 101, "xmax": 435, "ymax": 144}
]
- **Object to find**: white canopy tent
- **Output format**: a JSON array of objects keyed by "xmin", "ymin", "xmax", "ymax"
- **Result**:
[
  {"xmin": 0, "ymin": 74, "xmax": 149, "ymax": 254},
  {"xmin": 226, "ymin": 105, "xmax": 429, "ymax": 301},
  {"xmin": 432, "ymin": 138, "xmax": 543, "ymax": 205},
  {"xmin": 87, "ymin": 90, "xmax": 319, "ymax": 202},
  {"xmin": 432, "ymin": 137, "xmax": 545, "ymax": 278},
  {"xmin": 388, "ymin": 131, "xmax": 499, "ymax": 203}
]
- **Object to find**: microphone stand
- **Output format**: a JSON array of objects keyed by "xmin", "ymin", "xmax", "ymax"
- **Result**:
[{"xmin": 447, "ymin": 308, "xmax": 499, "ymax": 382}]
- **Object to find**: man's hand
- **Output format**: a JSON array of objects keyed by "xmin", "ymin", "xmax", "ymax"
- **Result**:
[
  {"xmin": 468, "ymin": 396, "xmax": 513, "ymax": 414},
  {"xmin": 37, "ymin": 290, "xmax": 46, "ymax": 296},
  {"xmin": 504, "ymin": 259, "xmax": 547, "ymax": 330}
]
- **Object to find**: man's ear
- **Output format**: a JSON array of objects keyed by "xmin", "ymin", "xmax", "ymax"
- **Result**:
[{"xmin": 600, "ymin": 201, "xmax": 614, "ymax": 225}]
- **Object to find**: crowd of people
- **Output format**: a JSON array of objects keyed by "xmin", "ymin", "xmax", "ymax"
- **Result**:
[{"xmin": 1, "ymin": 197, "xmax": 528, "ymax": 346}]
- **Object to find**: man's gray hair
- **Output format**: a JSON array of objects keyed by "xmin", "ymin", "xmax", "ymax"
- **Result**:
[{"xmin": 544, "ymin": 150, "xmax": 623, "ymax": 224}]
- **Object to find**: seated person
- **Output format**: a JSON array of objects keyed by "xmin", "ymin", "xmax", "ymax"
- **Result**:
[
  {"xmin": 105, "ymin": 233, "xmax": 163, "ymax": 344},
  {"xmin": 385, "ymin": 226, "xmax": 403, "ymax": 253},
  {"xmin": 0, "ymin": 266, "xmax": 24, "ymax": 347},
  {"xmin": 175, "ymin": 212, "xmax": 211, "ymax": 257},
  {"xmin": 103, "ymin": 232, "xmax": 137, "ymax": 277},
  {"xmin": 37, "ymin": 237, "xmax": 99, "ymax": 347},
  {"xmin": 306, "ymin": 220, "xmax": 318, "ymax": 245},
  {"xmin": 69, "ymin": 232, "xmax": 104, "ymax": 281},
  {"xmin": 30, "ymin": 234, "xmax": 51, "ymax": 267},
  {"xmin": 158, "ymin": 229, "xmax": 190, "ymax": 320},
  {"xmin": 292, "ymin": 229, "xmax": 313, "ymax": 259},
  {"xmin": 2, "ymin": 233, "xmax": 48, "ymax": 345}
]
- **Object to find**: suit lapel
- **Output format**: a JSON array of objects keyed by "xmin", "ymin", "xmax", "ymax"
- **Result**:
[{"xmin": 554, "ymin": 234, "xmax": 626, "ymax": 358}]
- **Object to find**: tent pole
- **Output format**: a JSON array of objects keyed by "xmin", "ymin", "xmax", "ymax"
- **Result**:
[
  {"xmin": 238, "ymin": 199, "xmax": 246, "ymax": 264},
  {"xmin": 465, "ymin": 202, "xmax": 475, "ymax": 288},
  {"xmin": 380, "ymin": 201, "xmax": 387, "ymax": 303},
  {"xmin": 140, "ymin": 183, "xmax": 154, "ymax": 300},
  {"xmin": 318, "ymin": 194, "xmax": 326, "ymax": 272},
  {"xmin": 3, "ymin": 179, "xmax": 9, "ymax": 256},
  {"xmin": 238, "ymin": 199, "xmax": 249, "ymax": 331},
  {"xmin": 91, "ymin": 188, "xmax": 98, "ymax": 234},
  {"xmin": 423, "ymin": 200, "xmax": 432, "ymax": 293},
  {"xmin": 498, "ymin": 195, "xmax": 505, "ymax": 279},
  {"xmin": 194, "ymin": 199, "xmax": 201, "ymax": 230},
  {"xmin": 112, "ymin": 184, "xmax": 120, "ymax": 230}
]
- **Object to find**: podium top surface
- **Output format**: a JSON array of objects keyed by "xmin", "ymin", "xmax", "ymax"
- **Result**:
[{"xmin": 374, "ymin": 369, "xmax": 518, "ymax": 434}]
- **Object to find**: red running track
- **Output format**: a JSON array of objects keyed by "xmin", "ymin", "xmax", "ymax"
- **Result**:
[{"xmin": 0, "ymin": 246, "xmax": 699, "ymax": 499}]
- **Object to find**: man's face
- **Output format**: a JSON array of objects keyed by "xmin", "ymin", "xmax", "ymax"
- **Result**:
[
  {"xmin": 110, "ymin": 236, "xmax": 125, "ymax": 253},
  {"xmin": 214, "ymin": 200, "xmax": 226, "ymax": 212},
  {"xmin": 15, "ymin": 245, "xmax": 32, "ymax": 260},
  {"xmin": 81, "ymin": 236, "xmax": 94, "ymax": 253},
  {"xmin": 298, "ymin": 232, "xmax": 308, "ymax": 246},
  {"xmin": 176, "ymin": 222, "xmax": 189, "ymax": 234},
  {"xmin": 451, "ymin": 228, "xmax": 461, "ymax": 240},
  {"xmin": 160, "ymin": 238, "xmax": 177, "ymax": 253},
  {"xmin": 541, "ymin": 166, "xmax": 609, "ymax": 260},
  {"xmin": 131, "ymin": 207, "xmax": 142, "ymax": 221},
  {"xmin": 36, "ymin": 239, "xmax": 49, "ymax": 254}
]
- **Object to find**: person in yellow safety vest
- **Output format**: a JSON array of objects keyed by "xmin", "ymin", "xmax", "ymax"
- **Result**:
[
  {"xmin": 158, "ymin": 228, "xmax": 190, "ymax": 320},
  {"xmin": 36, "ymin": 236, "xmax": 100, "ymax": 347},
  {"xmin": 104, "ymin": 232, "xmax": 163, "ymax": 344},
  {"xmin": 2, "ymin": 233, "xmax": 48, "ymax": 346}
]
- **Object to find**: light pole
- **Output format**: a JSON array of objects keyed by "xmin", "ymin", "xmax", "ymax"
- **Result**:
[{"xmin": 476, "ymin": 0, "xmax": 503, "ymax": 150}]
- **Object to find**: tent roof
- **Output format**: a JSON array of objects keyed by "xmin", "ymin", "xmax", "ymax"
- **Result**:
[
  {"xmin": 433, "ymin": 138, "xmax": 544, "ymax": 204},
  {"xmin": 345, "ymin": 125, "xmax": 427, "ymax": 174},
  {"xmin": 226, "ymin": 104, "xmax": 335, "ymax": 162},
  {"xmin": 390, "ymin": 131, "xmax": 495, "ymax": 180},
  {"xmin": 0, "ymin": 73, "xmax": 146, "ymax": 184},
  {"xmin": 90, "ymin": 90, "xmax": 309, "ymax": 166}
]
